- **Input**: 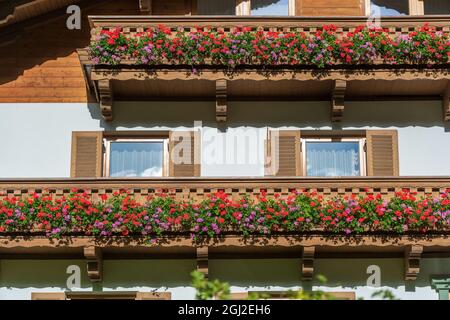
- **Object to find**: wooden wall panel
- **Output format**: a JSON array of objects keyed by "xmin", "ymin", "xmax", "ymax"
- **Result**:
[
  {"xmin": 0, "ymin": 0, "xmax": 141, "ymax": 103},
  {"xmin": 296, "ymin": 0, "xmax": 365, "ymax": 16}
]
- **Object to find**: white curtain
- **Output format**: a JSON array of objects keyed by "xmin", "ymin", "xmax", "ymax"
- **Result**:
[
  {"xmin": 110, "ymin": 142, "xmax": 163, "ymax": 177},
  {"xmin": 306, "ymin": 142, "xmax": 360, "ymax": 177},
  {"xmin": 197, "ymin": 0, "xmax": 236, "ymax": 15},
  {"xmin": 370, "ymin": 0, "xmax": 408, "ymax": 16}
]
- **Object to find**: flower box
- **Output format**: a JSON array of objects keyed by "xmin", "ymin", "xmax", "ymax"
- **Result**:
[
  {"xmin": 1, "ymin": 189, "xmax": 449, "ymax": 240},
  {"xmin": 88, "ymin": 24, "xmax": 450, "ymax": 70}
]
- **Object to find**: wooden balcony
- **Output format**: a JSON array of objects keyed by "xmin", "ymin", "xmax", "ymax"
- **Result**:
[
  {"xmin": 78, "ymin": 16, "xmax": 450, "ymax": 122},
  {"xmin": 1, "ymin": 176, "xmax": 449, "ymax": 280}
]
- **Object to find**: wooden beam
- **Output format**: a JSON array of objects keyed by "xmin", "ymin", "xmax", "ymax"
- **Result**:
[
  {"xmin": 331, "ymin": 80, "xmax": 347, "ymax": 122},
  {"xmin": 216, "ymin": 79, "xmax": 227, "ymax": 122},
  {"xmin": 97, "ymin": 79, "xmax": 113, "ymax": 121},
  {"xmin": 443, "ymin": 81, "xmax": 450, "ymax": 122},
  {"xmin": 139, "ymin": 0, "xmax": 152, "ymax": 14},
  {"xmin": 196, "ymin": 247, "xmax": 209, "ymax": 279},
  {"xmin": 84, "ymin": 246, "xmax": 102, "ymax": 282},
  {"xmin": 405, "ymin": 245, "xmax": 423, "ymax": 281},
  {"xmin": 301, "ymin": 246, "xmax": 315, "ymax": 281}
]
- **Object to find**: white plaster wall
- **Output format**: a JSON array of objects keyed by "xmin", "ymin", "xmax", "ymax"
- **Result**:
[
  {"xmin": 0, "ymin": 101, "xmax": 449, "ymax": 178},
  {"xmin": 1, "ymin": 258, "xmax": 448, "ymax": 300}
]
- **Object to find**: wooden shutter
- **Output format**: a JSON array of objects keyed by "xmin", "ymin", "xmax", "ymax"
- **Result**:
[
  {"xmin": 169, "ymin": 131, "xmax": 201, "ymax": 177},
  {"xmin": 70, "ymin": 132, "xmax": 103, "ymax": 178},
  {"xmin": 366, "ymin": 130, "xmax": 399, "ymax": 176},
  {"xmin": 265, "ymin": 130, "xmax": 302, "ymax": 177},
  {"xmin": 295, "ymin": 0, "xmax": 364, "ymax": 16}
]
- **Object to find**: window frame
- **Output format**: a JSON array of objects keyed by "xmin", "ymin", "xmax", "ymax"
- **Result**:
[
  {"xmin": 103, "ymin": 137, "xmax": 169, "ymax": 178},
  {"xmin": 301, "ymin": 137, "xmax": 367, "ymax": 177}
]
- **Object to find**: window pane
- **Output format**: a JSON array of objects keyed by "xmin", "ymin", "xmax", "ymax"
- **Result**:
[
  {"xmin": 424, "ymin": 0, "xmax": 450, "ymax": 15},
  {"xmin": 370, "ymin": 0, "xmax": 408, "ymax": 16},
  {"xmin": 251, "ymin": 0, "xmax": 289, "ymax": 16},
  {"xmin": 197, "ymin": 0, "xmax": 236, "ymax": 15},
  {"xmin": 110, "ymin": 142, "xmax": 163, "ymax": 177},
  {"xmin": 306, "ymin": 142, "xmax": 361, "ymax": 177}
]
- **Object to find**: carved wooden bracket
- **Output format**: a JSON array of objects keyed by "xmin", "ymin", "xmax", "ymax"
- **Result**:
[
  {"xmin": 76, "ymin": 49, "xmax": 94, "ymax": 94},
  {"xmin": 331, "ymin": 80, "xmax": 347, "ymax": 122},
  {"xmin": 443, "ymin": 81, "xmax": 450, "ymax": 121},
  {"xmin": 301, "ymin": 246, "xmax": 315, "ymax": 281},
  {"xmin": 84, "ymin": 246, "xmax": 103, "ymax": 282},
  {"xmin": 139, "ymin": 0, "xmax": 152, "ymax": 14},
  {"xmin": 216, "ymin": 79, "xmax": 227, "ymax": 122},
  {"xmin": 196, "ymin": 247, "xmax": 209, "ymax": 279},
  {"xmin": 405, "ymin": 245, "xmax": 423, "ymax": 281},
  {"xmin": 97, "ymin": 79, "xmax": 113, "ymax": 121}
]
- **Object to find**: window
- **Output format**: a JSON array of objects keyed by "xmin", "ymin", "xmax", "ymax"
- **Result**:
[
  {"xmin": 370, "ymin": 0, "xmax": 409, "ymax": 16},
  {"xmin": 251, "ymin": 0, "xmax": 289, "ymax": 15},
  {"xmin": 424, "ymin": 0, "xmax": 450, "ymax": 14},
  {"xmin": 104, "ymin": 138, "xmax": 168, "ymax": 177},
  {"xmin": 197, "ymin": 0, "xmax": 237, "ymax": 15},
  {"xmin": 303, "ymin": 139, "xmax": 366, "ymax": 177}
]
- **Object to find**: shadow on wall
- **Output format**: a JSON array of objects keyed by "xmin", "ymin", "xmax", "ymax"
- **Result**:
[
  {"xmin": 0, "ymin": 259, "xmax": 195, "ymax": 290},
  {"xmin": 343, "ymin": 101, "xmax": 448, "ymax": 130},
  {"xmin": 209, "ymin": 259, "xmax": 302, "ymax": 288},
  {"xmin": 209, "ymin": 258, "xmax": 450, "ymax": 290},
  {"xmin": 0, "ymin": 260, "xmax": 91, "ymax": 289},
  {"xmin": 98, "ymin": 101, "xmax": 217, "ymax": 130},
  {"xmin": 100, "ymin": 100, "xmax": 448, "ymax": 131},
  {"xmin": 101, "ymin": 260, "xmax": 196, "ymax": 288}
]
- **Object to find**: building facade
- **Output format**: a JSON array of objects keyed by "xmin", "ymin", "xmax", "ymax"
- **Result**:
[{"xmin": 1, "ymin": 0, "xmax": 450, "ymax": 300}]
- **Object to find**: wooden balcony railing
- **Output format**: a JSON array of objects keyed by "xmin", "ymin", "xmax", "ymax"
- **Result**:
[
  {"xmin": 1, "ymin": 177, "xmax": 450, "ymax": 268},
  {"xmin": 1, "ymin": 176, "xmax": 449, "ymax": 202},
  {"xmin": 88, "ymin": 15, "xmax": 450, "ymax": 40}
]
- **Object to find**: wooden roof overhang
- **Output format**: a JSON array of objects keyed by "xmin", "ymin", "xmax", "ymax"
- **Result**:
[
  {"xmin": 79, "ymin": 16, "xmax": 450, "ymax": 122},
  {"xmin": 1, "ymin": 176, "xmax": 450, "ymax": 281},
  {"xmin": 0, "ymin": 0, "xmax": 85, "ymax": 28}
]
